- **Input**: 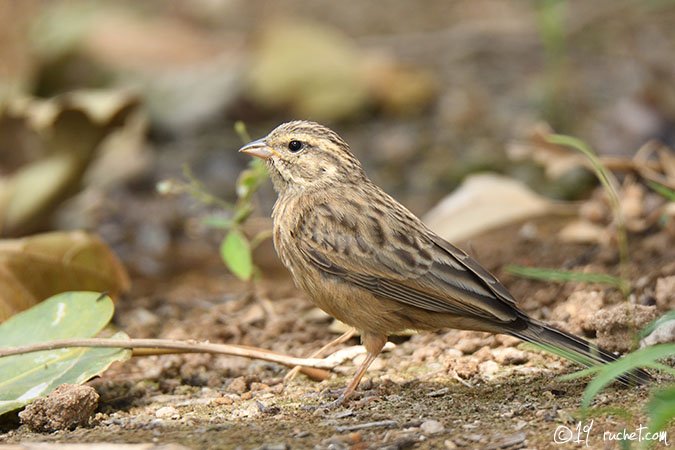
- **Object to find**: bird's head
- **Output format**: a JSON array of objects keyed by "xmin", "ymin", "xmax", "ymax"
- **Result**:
[{"xmin": 238, "ymin": 121, "xmax": 365, "ymax": 195}]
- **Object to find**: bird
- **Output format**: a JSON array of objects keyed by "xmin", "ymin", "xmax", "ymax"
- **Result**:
[{"xmin": 239, "ymin": 120, "xmax": 650, "ymax": 406}]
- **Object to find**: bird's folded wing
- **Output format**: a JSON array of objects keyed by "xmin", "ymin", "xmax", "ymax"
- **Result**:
[{"xmin": 297, "ymin": 205, "xmax": 519, "ymax": 323}]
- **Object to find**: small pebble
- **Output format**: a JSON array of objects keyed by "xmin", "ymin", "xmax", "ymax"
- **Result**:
[
  {"xmin": 493, "ymin": 347, "xmax": 529, "ymax": 365},
  {"xmin": 427, "ymin": 387, "xmax": 450, "ymax": 398},
  {"xmin": 155, "ymin": 406, "xmax": 180, "ymax": 419},
  {"xmin": 228, "ymin": 376, "xmax": 248, "ymax": 394},
  {"xmin": 421, "ymin": 419, "xmax": 444, "ymax": 435},
  {"xmin": 444, "ymin": 439, "xmax": 458, "ymax": 449},
  {"xmin": 479, "ymin": 360, "xmax": 500, "ymax": 377}
]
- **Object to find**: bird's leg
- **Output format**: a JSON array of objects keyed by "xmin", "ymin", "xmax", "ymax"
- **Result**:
[
  {"xmin": 284, "ymin": 328, "xmax": 356, "ymax": 382},
  {"xmin": 323, "ymin": 332, "xmax": 388, "ymax": 408}
]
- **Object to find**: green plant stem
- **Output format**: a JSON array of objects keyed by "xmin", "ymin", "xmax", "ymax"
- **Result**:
[
  {"xmin": 546, "ymin": 134, "xmax": 631, "ymax": 296},
  {"xmin": 250, "ymin": 229, "xmax": 274, "ymax": 249}
]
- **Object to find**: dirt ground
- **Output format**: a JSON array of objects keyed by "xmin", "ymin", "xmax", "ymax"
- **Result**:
[{"xmin": 1, "ymin": 215, "xmax": 672, "ymax": 449}]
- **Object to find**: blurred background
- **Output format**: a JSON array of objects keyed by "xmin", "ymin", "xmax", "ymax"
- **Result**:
[{"xmin": 1, "ymin": 0, "xmax": 674, "ymax": 275}]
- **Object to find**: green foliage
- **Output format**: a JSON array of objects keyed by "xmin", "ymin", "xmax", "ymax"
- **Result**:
[
  {"xmin": 546, "ymin": 134, "xmax": 629, "ymax": 264},
  {"xmin": 646, "ymin": 180, "xmax": 675, "ymax": 201},
  {"xmin": 647, "ymin": 385, "xmax": 675, "ymax": 437},
  {"xmin": 545, "ymin": 133, "xmax": 631, "ymax": 296},
  {"xmin": 559, "ymin": 342, "xmax": 675, "ymax": 442},
  {"xmin": 0, "ymin": 291, "xmax": 131, "ymax": 416},
  {"xmin": 220, "ymin": 228, "xmax": 253, "ymax": 281},
  {"xmin": 536, "ymin": 0, "xmax": 570, "ymax": 129},
  {"xmin": 506, "ymin": 265, "xmax": 629, "ymax": 293},
  {"xmin": 157, "ymin": 121, "xmax": 270, "ymax": 281},
  {"xmin": 639, "ymin": 311, "xmax": 675, "ymax": 339},
  {"xmin": 560, "ymin": 344, "xmax": 675, "ymax": 407}
]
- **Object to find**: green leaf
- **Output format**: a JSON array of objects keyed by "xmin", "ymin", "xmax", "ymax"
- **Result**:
[
  {"xmin": 235, "ymin": 159, "xmax": 268, "ymax": 202},
  {"xmin": 647, "ymin": 385, "xmax": 675, "ymax": 435},
  {"xmin": 505, "ymin": 265, "xmax": 629, "ymax": 292},
  {"xmin": 578, "ymin": 344, "xmax": 675, "ymax": 408},
  {"xmin": 639, "ymin": 310, "xmax": 675, "ymax": 339},
  {"xmin": 0, "ymin": 291, "xmax": 131, "ymax": 416},
  {"xmin": 646, "ymin": 180, "xmax": 675, "ymax": 201},
  {"xmin": 234, "ymin": 120, "xmax": 252, "ymax": 143},
  {"xmin": 220, "ymin": 229, "xmax": 253, "ymax": 281},
  {"xmin": 201, "ymin": 215, "xmax": 233, "ymax": 230}
]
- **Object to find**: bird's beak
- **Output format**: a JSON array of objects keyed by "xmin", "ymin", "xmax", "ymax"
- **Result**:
[{"xmin": 238, "ymin": 138, "xmax": 274, "ymax": 160}]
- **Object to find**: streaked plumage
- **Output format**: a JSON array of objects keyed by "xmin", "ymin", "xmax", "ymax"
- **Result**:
[{"xmin": 239, "ymin": 120, "xmax": 650, "ymax": 406}]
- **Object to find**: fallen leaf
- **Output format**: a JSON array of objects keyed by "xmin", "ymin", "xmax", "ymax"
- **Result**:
[
  {"xmin": 0, "ymin": 91, "xmax": 139, "ymax": 236},
  {"xmin": 423, "ymin": 173, "xmax": 557, "ymax": 242},
  {"xmin": 0, "ymin": 291, "xmax": 131, "ymax": 416},
  {"xmin": 558, "ymin": 220, "xmax": 608, "ymax": 244},
  {"xmin": 0, "ymin": 231, "xmax": 130, "ymax": 322}
]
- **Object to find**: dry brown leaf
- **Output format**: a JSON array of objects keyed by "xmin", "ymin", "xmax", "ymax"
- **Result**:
[
  {"xmin": 423, "ymin": 173, "xmax": 557, "ymax": 242},
  {"xmin": 0, "ymin": 230, "xmax": 130, "ymax": 322},
  {"xmin": 633, "ymin": 141, "xmax": 675, "ymax": 190},
  {"xmin": 657, "ymin": 146, "xmax": 675, "ymax": 181},
  {"xmin": 558, "ymin": 220, "xmax": 608, "ymax": 244},
  {"xmin": 0, "ymin": 91, "xmax": 139, "ymax": 236}
]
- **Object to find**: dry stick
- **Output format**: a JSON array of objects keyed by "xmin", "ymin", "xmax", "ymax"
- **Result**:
[
  {"xmin": 284, "ymin": 327, "xmax": 357, "ymax": 382},
  {"xmin": 0, "ymin": 338, "xmax": 332, "ymax": 381}
]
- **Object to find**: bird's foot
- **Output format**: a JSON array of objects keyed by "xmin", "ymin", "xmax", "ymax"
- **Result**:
[
  {"xmin": 301, "ymin": 393, "xmax": 350, "ymax": 411},
  {"xmin": 300, "ymin": 388, "xmax": 354, "ymax": 411}
]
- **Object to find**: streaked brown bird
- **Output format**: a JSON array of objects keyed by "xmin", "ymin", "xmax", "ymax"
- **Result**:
[{"xmin": 239, "ymin": 120, "xmax": 649, "ymax": 406}]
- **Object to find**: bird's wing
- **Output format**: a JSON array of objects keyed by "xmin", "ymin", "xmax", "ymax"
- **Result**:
[{"xmin": 296, "ymin": 195, "xmax": 520, "ymax": 323}]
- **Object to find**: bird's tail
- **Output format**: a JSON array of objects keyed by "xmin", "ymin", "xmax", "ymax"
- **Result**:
[{"xmin": 510, "ymin": 319, "xmax": 651, "ymax": 386}]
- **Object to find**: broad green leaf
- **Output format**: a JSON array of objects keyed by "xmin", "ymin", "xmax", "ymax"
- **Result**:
[
  {"xmin": 220, "ymin": 229, "xmax": 253, "ymax": 281},
  {"xmin": 0, "ymin": 291, "xmax": 131, "ymax": 415}
]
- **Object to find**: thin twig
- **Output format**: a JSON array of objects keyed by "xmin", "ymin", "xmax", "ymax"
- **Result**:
[
  {"xmin": 0, "ymin": 338, "xmax": 333, "ymax": 380},
  {"xmin": 285, "ymin": 328, "xmax": 357, "ymax": 382}
]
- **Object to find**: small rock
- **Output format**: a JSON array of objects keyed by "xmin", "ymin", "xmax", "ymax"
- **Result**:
[
  {"xmin": 455, "ymin": 337, "xmax": 489, "ymax": 355},
  {"xmin": 550, "ymin": 290, "xmax": 605, "ymax": 335},
  {"xmin": 493, "ymin": 347, "xmax": 529, "ymax": 365},
  {"xmin": 19, "ymin": 384, "xmax": 99, "ymax": 432},
  {"xmin": 427, "ymin": 388, "xmax": 450, "ymax": 398},
  {"xmin": 641, "ymin": 318, "xmax": 675, "ymax": 347},
  {"xmin": 493, "ymin": 432, "xmax": 526, "ymax": 449},
  {"xmin": 231, "ymin": 401, "xmax": 261, "ymax": 419},
  {"xmin": 444, "ymin": 439, "xmax": 458, "ymax": 449},
  {"xmin": 455, "ymin": 338, "xmax": 484, "ymax": 355},
  {"xmin": 421, "ymin": 419, "xmax": 444, "ymax": 435},
  {"xmin": 227, "ymin": 376, "xmax": 248, "ymax": 394},
  {"xmin": 495, "ymin": 335, "xmax": 521, "ymax": 347},
  {"xmin": 473, "ymin": 346, "xmax": 494, "ymax": 362},
  {"xmin": 155, "ymin": 406, "xmax": 180, "ymax": 419},
  {"xmin": 451, "ymin": 357, "xmax": 480, "ymax": 379},
  {"xmin": 479, "ymin": 360, "xmax": 500, "ymax": 378},
  {"xmin": 591, "ymin": 303, "xmax": 659, "ymax": 352},
  {"xmin": 250, "ymin": 382, "xmax": 270, "ymax": 392},
  {"xmin": 254, "ymin": 444, "xmax": 288, "ymax": 450},
  {"xmin": 655, "ymin": 276, "xmax": 675, "ymax": 310},
  {"xmin": 445, "ymin": 348, "xmax": 463, "ymax": 359}
]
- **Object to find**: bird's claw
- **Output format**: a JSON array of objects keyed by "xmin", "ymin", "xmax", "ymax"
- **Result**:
[{"xmin": 301, "ymin": 394, "xmax": 349, "ymax": 411}]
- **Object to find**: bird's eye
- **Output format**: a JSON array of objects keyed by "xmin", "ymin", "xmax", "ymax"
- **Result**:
[{"xmin": 288, "ymin": 140, "xmax": 303, "ymax": 152}]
